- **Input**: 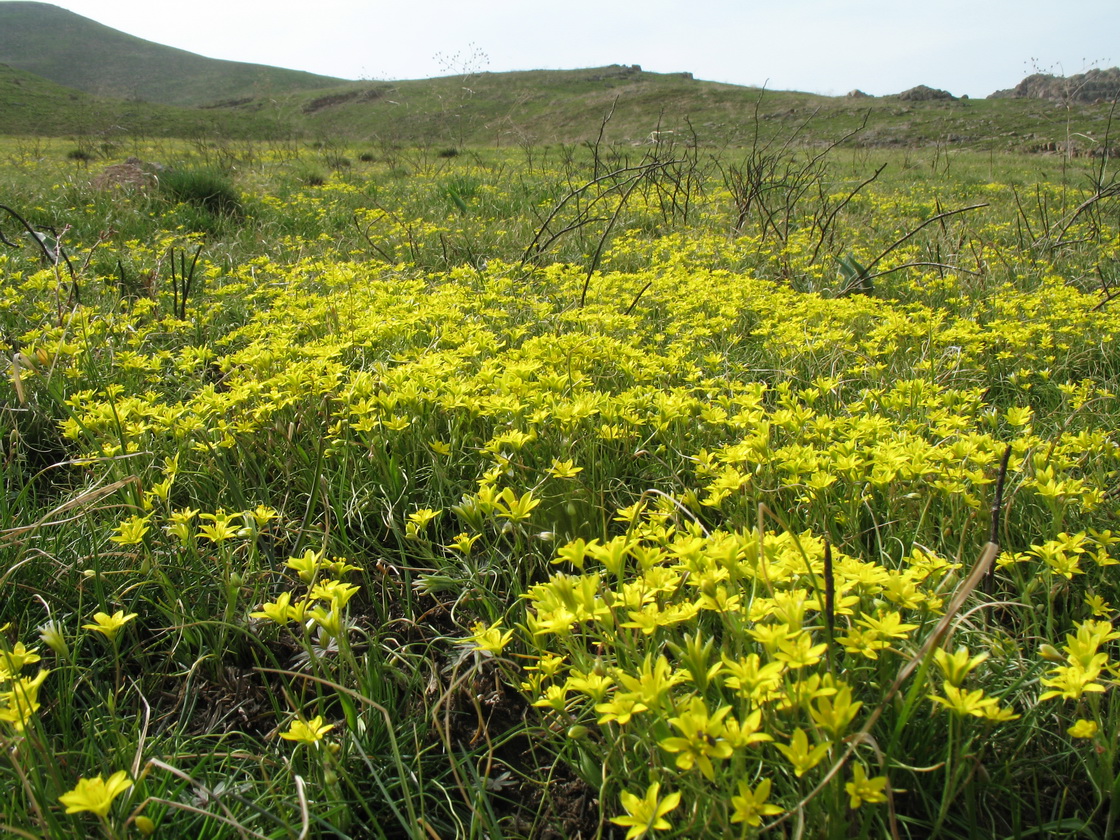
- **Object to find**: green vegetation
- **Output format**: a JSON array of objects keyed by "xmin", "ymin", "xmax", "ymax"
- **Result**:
[
  {"xmin": 2, "ymin": 3, "xmax": 1117, "ymax": 152},
  {"xmin": 158, "ymin": 166, "xmax": 243, "ymax": 220},
  {"xmin": 0, "ymin": 62, "xmax": 297, "ymax": 140},
  {"xmin": 1, "ymin": 121, "xmax": 1119, "ymax": 840},
  {"xmin": 0, "ymin": 1, "xmax": 345, "ymax": 106},
  {"xmin": 4, "ymin": 51, "xmax": 1118, "ymax": 151}
]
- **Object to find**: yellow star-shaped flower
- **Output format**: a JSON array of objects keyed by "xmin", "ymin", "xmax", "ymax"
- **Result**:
[{"xmin": 59, "ymin": 770, "xmax": 132, "ymax": 817}]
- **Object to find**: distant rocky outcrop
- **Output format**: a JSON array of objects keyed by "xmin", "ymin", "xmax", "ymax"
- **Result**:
[
  {"xmin": 847, "ymin": 89, "xmax": 871, "ymax": 99},
  {"xmin": 584, "ymin": 64, "xmax": 644, "ymax": 82},
  {"xmin": 988, "ymin": 67, "xmax": 1120, "ymax": 103},
  {"xmin": 897, "ymin": 85, "xmax": 957, "ymax": 102}
]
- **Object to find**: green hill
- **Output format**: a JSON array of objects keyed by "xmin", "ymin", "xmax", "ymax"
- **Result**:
[
  {"xmin": 0, "ymin": 1, "xmax": 1115, "ymax": 153},
  {"xmin": 281, "ymin": 65, "xmax": 1116, "ymax": 153},
  {"xmin": 0, "ymin": 61, "xmax": 309, "ymax": 138},
  {"xmin": 0, "ymin": 1, "xmax": 347, "ymax": 106}
]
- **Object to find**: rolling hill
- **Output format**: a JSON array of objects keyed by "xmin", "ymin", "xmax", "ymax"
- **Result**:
[
  {"xmin": 0, "ymin": 60, "xmax": 314, "ymax": 139},
  {"xmin": 0, "ymin": 1, "xmax": 348, "ymax": 106},
  {"xmin": 0, "ymin": 1, "xmax": 1115, "ymax": 152}
]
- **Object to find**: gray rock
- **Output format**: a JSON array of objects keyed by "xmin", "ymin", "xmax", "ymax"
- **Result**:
[{"xmin": 898, "ymin": 85, "xmax": 957, "ymax": 102}]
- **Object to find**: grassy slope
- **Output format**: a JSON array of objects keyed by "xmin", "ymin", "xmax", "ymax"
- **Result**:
[
  {"xmin": 4, "ymin": 59, "xmax": 1115, "ymax": 154},
  {"xmin": 0, "ymin": 2, "xmax": 1115, "ymax": 152},
  {"xmin": 0, "ymin": 1, "xmax": 347, "ymax": 106},
  {"xmin": 296, "ymin": 66, "xmax": 1117, "ymax": 151},
  {"xmin": 0, "ymin": 63, "xmax": 307, "ymax": 139}
]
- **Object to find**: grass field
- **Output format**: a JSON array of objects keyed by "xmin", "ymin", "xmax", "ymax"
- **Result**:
[{"xmin": 1, "ymin": 131, "xmax": 1119, "ymax": 839}]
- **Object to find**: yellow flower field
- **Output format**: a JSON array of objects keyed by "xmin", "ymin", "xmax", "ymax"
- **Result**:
[{"xmin": 1, "ymin": 137, "xmax": 1119, "ymax": 837}]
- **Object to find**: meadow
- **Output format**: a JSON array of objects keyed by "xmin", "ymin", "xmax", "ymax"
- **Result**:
[{"xmin": 1, "ymin": 130, "xmax": 1119, "ymax": 839}]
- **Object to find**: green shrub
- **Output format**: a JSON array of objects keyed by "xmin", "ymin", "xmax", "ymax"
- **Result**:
[
  {"xmin": 159, "ymin": 167, "xmax": 242, "ymax": 217},
  {"xmin": 290, "ymin": 162, "xmax": 327, "ymax": 186}
]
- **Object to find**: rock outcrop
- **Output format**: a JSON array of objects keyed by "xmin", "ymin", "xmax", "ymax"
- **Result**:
[
  {"xmin": 988, "ymin": 67, "xmax": 1120, "ymax": 103},
  {"xmin": 898, "ymin": 85, "xmax": 957, "ymax": 102}
]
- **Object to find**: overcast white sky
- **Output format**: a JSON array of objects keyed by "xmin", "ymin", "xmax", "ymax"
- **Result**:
[{"xmin": 26, "ymin": 0, "xmax": 1120, "ymax": 98}]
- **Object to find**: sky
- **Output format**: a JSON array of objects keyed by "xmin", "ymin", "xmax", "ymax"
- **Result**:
[{"xmin": 24, "ymin": 0, "xmax": 1120, "ymax": 99}]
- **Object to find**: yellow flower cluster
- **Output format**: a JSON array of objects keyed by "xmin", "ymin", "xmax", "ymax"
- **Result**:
[
  {"xmin": 521, "ymin": 514, "xmax": 933, "ymax": 827},
  {"xmin": 251, "ymin": 550, "xmax": 363, "ymax": 642},
  {"xmin": 4, "ymin": 142, "xmax": 1119, "ymax": 836},
  {"xmin": 0, "ymin": 636, "xmax": 49, "ymax": 732},
  {"xmin": 1039, "ymin": 619, "xmax": 1119, "ymax": 702}
]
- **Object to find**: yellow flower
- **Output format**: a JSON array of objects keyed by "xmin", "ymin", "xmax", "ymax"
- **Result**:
[
  {"xmin": 610, "ymin": 782, "xmax": 681, "ymax": 840},
  {"xmin": 659, "ymin": 696, "xmax": 734, "ymax": 780},
  {"xmin": 82, "ymin": 610, "xmax": 137, "ymax": 643},
  {"xmin": 197, "ymin": 509, "xmax": 245, "ymax": 543},
  {"xmin": 0, "ymin": 641, "xmax": 41, "ymax": 677},
  {"xmin": 445, "ymin": 532, "xmax": 482, "ymax": 555},
  {"xmin": 287, "ymin": 549, "xmax": 325, "ymax": 583},
  {"xmin": 933, "ymin": 646, "xmax": 989, "ymax": 687},
  {"xmin": 1068, "ymin": 719, "xmax": 1099, "ymax": 739},
  {"xmin": 495, "ymin": 489, "xmax": 541, "ymax": 524},
  {"xmin": 531, "ymin": 684, "xmax": 569, "ymax": 712},
  {"xmin": 250, "ymin": 592, "xmax": 294, "ymax": 624},
  {"xmin": 309, "ymin": 579, "xmax": 361, "ymax": 607},
  {"xmin": 0, "ymin": 668, "xmax": 49, "ymax": 731},
  {"xmin": 109, "ymin": 514, "xmax": 151, "ymax": 546},
  {"xmin": 1039, "ymin": 662, "xmax": 1108, "ymax": 702},
  {"xmin": 595, "ymin": 689, "xmax": 649, "ymax": 725},
  {"xmin": 809, "ymin": 683, "xmax": 863, "ymax": 737},
  {"xmin": 547, "ymin": 458, "xmax": 583, "ymax": 479},
  {"xmin": 773, "ymin": 631, "xmax": 828, "ymax": 670},
  {"xmin": 465, "ymin": 621, "xmax": 514, "ymax": 656},
  {"xmin": 977, "ymin": 702, "xmax": 1021, "ymax": 723},
  {"xmin": 564, "ymin": 669, "xmax": 613, "ymax": 701},
  {"xmin": 326, "ymin": 556, "xmax": 361, "ymax": 577},
  {"xmin": 773, "ymin": 728, "xmax": 830, "ymax": 777},
  {"xmin": 246, "ymin": 504, "xmax": 278, "ymax": 527},
  {"xmin": 856, "ymin": 610, "xmax": 919, "ymax": 643},
  {"xmin": 1084, "ymin": 593, "xmax": 1111, "ymax": 618},
  {"xmin": 730, "ymin": 776, "xmax": 783, "ymax": 826},
  {"xmin": 280, "ymin": 715, "xmax": 334, "ymax": 745},
  {"xmin": 614, "ymin": 654, "xmax": 685, "ymax": 710},
  {"xmin": 929, "ymin": 684, "xmax": 999, "ymax": 718},
  {"xmin": 59, "ymin": 770, "xmax": 132, "ymax": 817},
  {"xmin": 308, "ymin": 604, "xmax": 344, "ymax": 639},
  {"xmin": 405, "ymin": 508, "xmax": 441, "ymax": 539},
  {"xmin": 720, "ymin": 653, "xmax": 785, "ymax": 704},
  {"xmin": 845, "ymin": 764, "xmax": 889, "ymax": 808},
  {"xmin": 165, "ymin": 507, "xmax": 198, "ymax": 543}
]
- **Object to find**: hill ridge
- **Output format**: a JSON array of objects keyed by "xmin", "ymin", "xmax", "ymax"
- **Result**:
[{"xmin": 0, "ymin": 1, "xmax": 349, "ymax": 106}]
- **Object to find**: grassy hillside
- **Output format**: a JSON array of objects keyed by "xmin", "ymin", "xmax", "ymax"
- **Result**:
[
  {"xmin": 2, "ymin": 58, "xmax": 1115, "ymax": 155},
  {"xmin": 286, "ymin": 65, "xmax": 1119, "ymax": 152},
  {"xmin": 0, "ymin": 2, "xmax": 1115, "ymax": 153},
  {"xmin": 0, "ymin": 62, "xmax": 308, "ymax": 140},
  {"xmin": 0, "ymin": 1, "xmax": 347, "ymax": 106}
]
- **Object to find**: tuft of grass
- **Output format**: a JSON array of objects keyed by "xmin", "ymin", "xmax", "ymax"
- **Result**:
[
  {"xmin": 294, "ymin": 164, "xmax": 327, "ymax": 187},
  {"xmin": 159, "ymin": 167, "xmax": 243, "ymax": 217}
]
